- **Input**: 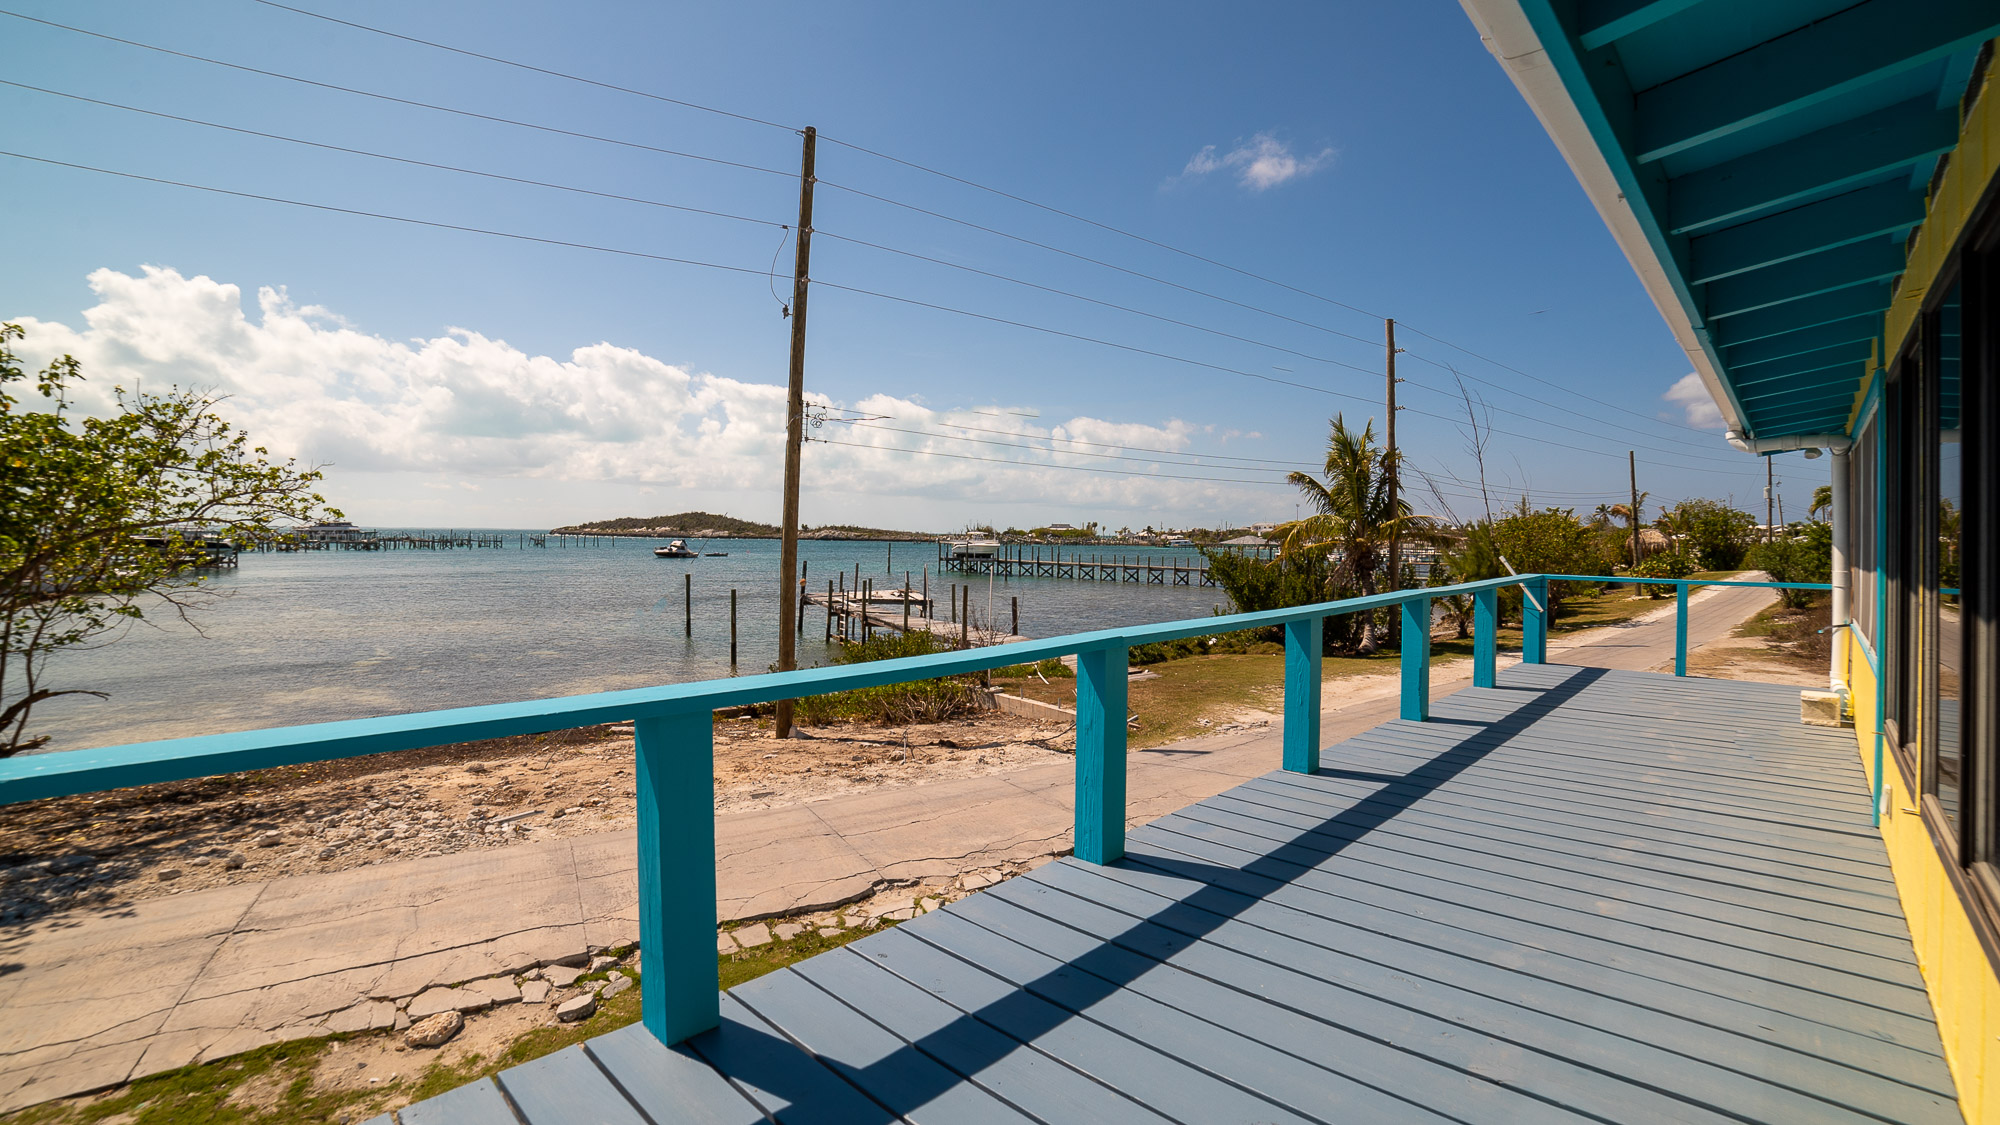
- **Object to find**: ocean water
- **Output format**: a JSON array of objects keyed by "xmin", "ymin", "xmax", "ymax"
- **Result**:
[{"xmin": 33, "ymin": 534, "xmax": 1229, "ymax": 751}]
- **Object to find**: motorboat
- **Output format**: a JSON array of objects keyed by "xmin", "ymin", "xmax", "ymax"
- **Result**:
[
  {"xmin": 948, "ymin": 539, "xmax": 1000, "ymax": 559},
  {"xmin": 654, "ymin": 539, "xmax": 698, "ymax": 558}
]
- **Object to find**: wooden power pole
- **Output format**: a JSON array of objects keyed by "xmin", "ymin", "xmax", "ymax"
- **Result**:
[
  {"xmin": 1629, "ymin": 451, "xmax": 1640, "ymax": 568},
  {"xmin": 773, "ymin": 127, "xmax": 816, "ymax": 740},
  {"xmin": 1766, "ymin": 456, "xmax": 1775, "ymax": 544},
  {"xmin": 1384, "ymin": 318, "xmax": 1401, "ymax": 647}
]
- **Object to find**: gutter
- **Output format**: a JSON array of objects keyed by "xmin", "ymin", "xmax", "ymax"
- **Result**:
[{"xmin": 1723, "ymin": 431, "xmax": 1853, "ymax": 456}]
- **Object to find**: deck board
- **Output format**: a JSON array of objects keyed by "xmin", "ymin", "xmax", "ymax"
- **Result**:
[{"xmin": 387, "ymin": 664, "xmax": 1965, "ymax": 1124}]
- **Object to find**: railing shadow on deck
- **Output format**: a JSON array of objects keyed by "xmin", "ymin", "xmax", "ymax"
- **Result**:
[{"xmin": 664, "ymin": 666, "xmax": 1608, "ymax": 1123}]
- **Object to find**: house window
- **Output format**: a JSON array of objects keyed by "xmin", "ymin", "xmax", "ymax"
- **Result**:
[{"xmin": 1852, "ymin": 414, "xmax": 1878, "ymax": 652}]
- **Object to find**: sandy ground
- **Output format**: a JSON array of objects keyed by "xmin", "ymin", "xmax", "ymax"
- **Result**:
[
  {"xmin": 0, "ymin": 712, "xmax": 1076, "ymax": 927},
  {"xmin": 1683, "ymin": 598, "xmax": 1832, "ymax": 687}
]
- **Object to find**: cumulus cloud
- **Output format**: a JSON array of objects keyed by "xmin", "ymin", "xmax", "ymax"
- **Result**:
[
  {"xmin": 5, "ymin": 266, "xmax": 1278, "ymax": 523},
  {"xmin": 1663, "ymin": 371, "xmax": 1725, "ymax": 429},
  {"xmin": 1174, "ymin": 133, "xmax": 1334, "ymax": 191}
]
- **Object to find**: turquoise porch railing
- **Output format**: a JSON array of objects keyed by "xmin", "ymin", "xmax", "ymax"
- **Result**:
[{"xmin": 0, "ymin": 572, "xmax": 1823, "ymax": 1047}]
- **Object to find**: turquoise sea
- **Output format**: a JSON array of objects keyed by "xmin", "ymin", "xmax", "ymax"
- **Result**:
[{"xmin": 34, "ymin": 533, "xmax": 1227, "ymax": 751}]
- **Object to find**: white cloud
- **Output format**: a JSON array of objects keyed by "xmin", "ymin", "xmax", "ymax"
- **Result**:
[
  {"xmin": 1174, "ymin": 133, "xmax": 1334, "ymax": 191},
  {"xmin": 5, "ymin": 266, "xmax": 1281, "ymax": 526},
  {"xmin": 1663, "ymin": 371, "xmax": 1724, "ymax": 429}
]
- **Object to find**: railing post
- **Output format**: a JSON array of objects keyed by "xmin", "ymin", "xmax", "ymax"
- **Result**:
[
  {"xmin": 1283, "ymin": 616, "xmax": 1322, "ymax": 773},
  {"xmin": 1400, "ymin": 597, "xmax": 1431, "ymax": 721},
  {"xmin": 1473, "ymin": 587, "xmax": 1497, "ymax": 688},
  {"xmin": 1522, "ymin": 577, "xmax": 1548, "ymax": 664},
  {"xmin": 1075, "ymin": 643, "xmax": 1129, "ymax": 864},
  {"xmin": 635, "ymin": 711, "xmax": 719, "ymax": 1045},
  {"xmin": 1674, "ymin": 580, "xmax": 1689, "ymax": 676}
]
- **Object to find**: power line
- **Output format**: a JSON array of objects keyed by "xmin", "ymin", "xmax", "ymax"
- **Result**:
[
  {"xmin": 214, "ymin": 2, "xmax": 1730, "ymax": 450},
  {"xmin": 816, "ymin": 279, "xmax": 1767, "ymax": 477},
  {"xmin": 811, "ymin": 436, "xmax": 1288, "ymax": 486},
  {"xmin": 815, "ymin": 230, "xmax": 1382, "ymax": 380},
  {"xmin": 0, "ymin": 150, "xmax": 782, "ymax": 282},
  {"xmin": 0, "ymin": 78, "xmax": 787, "ymax": 231},
  {"xmin": 0, "ymin": 10, "xmax": 793, "ymax": 178},
  {"xmin": 243, "ymin": 0, "xmax": 797, "ymax": 133},
  {"xmin": 16, "ymin": 5, "xmax": 1733, "ymax": 455}
]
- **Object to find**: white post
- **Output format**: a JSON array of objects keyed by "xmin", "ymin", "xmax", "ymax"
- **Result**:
[{"xmin": 1829, "ymin": 448, "xmax": 1850, "ymax": 690}]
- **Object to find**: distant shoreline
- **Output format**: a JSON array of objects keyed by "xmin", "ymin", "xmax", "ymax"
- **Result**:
[{"xmin": 545, "ymin": 527, "xmax": 941, "ymax": 543}]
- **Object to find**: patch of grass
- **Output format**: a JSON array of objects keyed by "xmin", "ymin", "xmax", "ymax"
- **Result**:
[
  {"xmin": 719, "ymin": 919, "xmax": 892, "ymax": 991},
  {"xmin": 0, "ymin": 1036, "xmax": 375, "ymax": 1125}
]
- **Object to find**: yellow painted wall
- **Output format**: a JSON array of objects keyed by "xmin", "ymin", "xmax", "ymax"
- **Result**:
[{"xmin": 1848, "ymin": 631, "xmax": 2000, "ymax": 1121}]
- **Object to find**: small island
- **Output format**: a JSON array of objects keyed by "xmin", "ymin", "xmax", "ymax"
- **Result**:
[{"xmin": 549, "ymin": 511, "xmax": 939, "ymax": 541}]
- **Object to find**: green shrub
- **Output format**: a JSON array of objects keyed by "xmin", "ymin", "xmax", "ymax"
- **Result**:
[
  {"xmin": 1747, "ymin": 522, "xmax": 1831, "ymax": 609},
  {"xmin": 1626, "ymin": 550, "xmax": 1695, "ymax": 597},
  {"xmin": 793, "ymin": 631, "xmax": 987, "ymax": 724}
]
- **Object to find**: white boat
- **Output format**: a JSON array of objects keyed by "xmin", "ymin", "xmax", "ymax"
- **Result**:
[
  {"xmin": 654, "ymin": 539, "xmax": 698, "ymax": 558},
  {"xmin": 948, "ymin": 539, "xmax": 1000, "ymax": 559}
]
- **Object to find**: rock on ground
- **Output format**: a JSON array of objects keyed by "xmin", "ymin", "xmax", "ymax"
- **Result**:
[
  {"xmin": 556, "ymin": 994, "xmax": 596, "ymax": 1023},
  {"xmin": 404, "ymin": 1010, "xmax": 464, "ymax": 1049}
]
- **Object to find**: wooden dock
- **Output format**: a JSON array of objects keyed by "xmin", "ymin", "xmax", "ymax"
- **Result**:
[
  {"xmin": 383, "ymin": 663, "xmax": 1960, "ymax": 1124},
  {"xmin": 803, "ymin": 589, "xmax": 1031, "ymax": 647},
  {"xmin": 939, "ymin": 544, "xmax": 1221, "ymax": 587}
]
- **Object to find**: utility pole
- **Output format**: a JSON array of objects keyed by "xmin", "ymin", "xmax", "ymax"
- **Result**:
[
  {"xmin": 1765, "ymin": 456, "xmax": 1774, "ymax": 544},
  {"xmin": 1384, "ymin": 318, "xmax": 1402, "ymax": 648},
  {"xmin": 1629, "ymin": 451, "xmax": 1640, "ymax": 569},
  {"xmin": 773, "ymin": 127, "xmax": 815, "ymax": 740}
]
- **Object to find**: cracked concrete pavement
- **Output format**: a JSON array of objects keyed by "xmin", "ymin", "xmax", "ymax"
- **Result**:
[{"xmin": 0, "ymin": 578, "xmax": 1776, "ymax": 1112}]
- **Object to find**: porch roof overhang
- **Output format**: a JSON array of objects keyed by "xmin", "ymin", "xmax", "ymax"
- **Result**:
[{"xmin": 1458, "ymin": 0, "xmax": 1998, "ymax": 444}]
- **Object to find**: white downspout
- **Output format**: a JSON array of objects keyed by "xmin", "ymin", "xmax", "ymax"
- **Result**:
[{"xmin": 1829, "ymin": 449, "xmax": 1850, "ymax": 693}]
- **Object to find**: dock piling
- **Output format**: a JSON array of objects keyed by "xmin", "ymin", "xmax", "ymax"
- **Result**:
[
  {"xmin": 1012, "ymin": 596, "xmax": 1019, "ymax": 637},
  {"xmin": 825, "ymin": 580, "xmax": 833, "ymax": 640},
  {"xmin": 729, "ymin": 589, "xmax": 738, "ymax": 666},
  {"xmin": 684, "ymin": 574, "xmax": 692, "ymax": 638}
]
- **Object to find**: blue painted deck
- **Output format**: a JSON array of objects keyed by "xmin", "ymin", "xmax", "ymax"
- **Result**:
[{"xmin": 383, "ymin": 664, "xmax": 1962, "ymax": 1124}]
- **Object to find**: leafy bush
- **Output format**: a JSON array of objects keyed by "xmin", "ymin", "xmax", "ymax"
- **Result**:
[
  {"xmin": 1747, "ymin": 522, "xmax": 1831, "ymax": 609},
  {"xmin": 792, "ymin": 631, "xmax": 987, "ymax": 724},
  {"xmin": 1658, "ymin": 499, "xmax": 1755, "ymax": 570},
  {"xmin": 1626, "ymin": 549, "xmax": 1695, "ymax": 597},
  {"xmin": 1490, "ymin": 507, "xmax": 1599, "ymax": 617},
  {"xmin": 1204, "ymin": 550, "xmax": 1365, "ymax": 653}
]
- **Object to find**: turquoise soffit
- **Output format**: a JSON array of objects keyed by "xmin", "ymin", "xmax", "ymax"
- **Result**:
[{"xmin": 1461, "ymin": 0, "xmax": 2000, "ymax": 441}]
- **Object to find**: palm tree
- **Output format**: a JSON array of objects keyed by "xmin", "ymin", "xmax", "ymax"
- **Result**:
[
  {"xmin": 1276, "ymin": 415, "xmax": 1435, "ymax": 654},
  {"xmin": 1811, "ymin": 484, "xmax": 1833, "ymax": 521},
  {"xmin": 1606, "ymin": 491, "xmax": 1650, "ymax": 565}
]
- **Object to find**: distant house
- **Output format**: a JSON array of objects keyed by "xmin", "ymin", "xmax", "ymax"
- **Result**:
[
  {"xmin": 1249, "ymin": 523, "xmax": 1278, "ymax": 536},
  {"xmin": 1043, "ymin": 523, "xmax": 1075, "ymax": 531}
]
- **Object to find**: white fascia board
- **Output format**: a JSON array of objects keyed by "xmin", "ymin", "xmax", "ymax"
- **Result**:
[{"xmin": 1458, "ymin": 0, "xmax": 1744, "ymax": 435}]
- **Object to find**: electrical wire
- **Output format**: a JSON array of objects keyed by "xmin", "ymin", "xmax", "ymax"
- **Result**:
[
  {"xmin": 17, "ymin": 4, "xmax": 1733, "ymax": 454},
  {"xmin": 810, "ymin": 437, "xmax": 1288, "ymax": 486},
  {"xmin": 0, "ymin": 10, "xmax": 793, "ymax": 178},
  {"xmin": 0, "ymin": 78, "xmax": 788, "ymax": 230},
  {"xmin": 0, "ymin": 150, "xmax": 782, "ymax": 282},
  {"xmin": 243, "ymin": 0, "xmax": 798, "ymax": 133},
  {"xmin": 220, "ymin": 0, "xmax": 1730, "ymax": 449}
]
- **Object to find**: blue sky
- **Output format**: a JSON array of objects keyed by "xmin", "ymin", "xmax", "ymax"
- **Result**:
[{"xmin": 0, "ymin": 0, "xmax": 1812, "ymax": 531}]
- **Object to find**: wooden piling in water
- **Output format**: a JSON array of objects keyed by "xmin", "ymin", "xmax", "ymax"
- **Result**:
[
  {"xmin": 729, "ymin": 589, "xmax": 737, "ymax": 666},
  {"xmin": 684, "ymin": 573, "xmax": 692, "ymax": 638},
  {"xmin": 903, "ymin": 576, "xmax": 911, "ymax": 632},
  {"xmin": 1012, "ymin": 595, "xmax": 1019, "ymax": 637},
  {"xmin": 825, "ymin": 580, "xmax": 834, "ymax": 640}
]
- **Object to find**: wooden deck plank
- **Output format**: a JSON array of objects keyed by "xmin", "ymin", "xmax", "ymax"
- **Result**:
[
  {"xmin": 859, "ymin": 914, "xmax": 1387, "ymax": 1125},
  {"xmin": 1187, "ymin": 786, "xmax": 1907, "ymax": 934},
  {"xmin": 1043, "ymin": 853, "xmax": 1956, "ymax": 1096},
  {"xmin": 392, "ymin": 665, "xmax": 1961, "ymax": 1125},
  {"xmin": 1216, "ymin": 778, "xmax": 1903, "ymax": 915},
  {"xmin": 1138, "ymin": 816, "xmax": 1931, "ymax": 1013},
  {"xmin": 396, "ymin": 1078, "xmax": 520, "ymax": 1124},
  {"xmin": 732, "ymin": 967, "xmax": 1041, "ymax": 1125},
  {"xmin": 788, "ymin": 947, "xmax": 1176, "ymax": 1125},
  {"xmin": 1245, "ymin": 769, "xmax": 1895, "ymax": 884},
  {"xmin": 968, "ymin": 865, "xmax": 1908, "ymax": 1125},
  {"xmin": 1018, "ymin": 856, "xmax": 1959, "ymax": 1120},
  {"xmin": 584, "ymin": 1024, "xmax": 771, "ymax": 1125},
  {"xmin": 495, "ymin": 1045, "xmax": 649, "ymax": 1125},
  {"xmin": 686, "ymin": 994, "xmax": 897, "ymax": 1125}
]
